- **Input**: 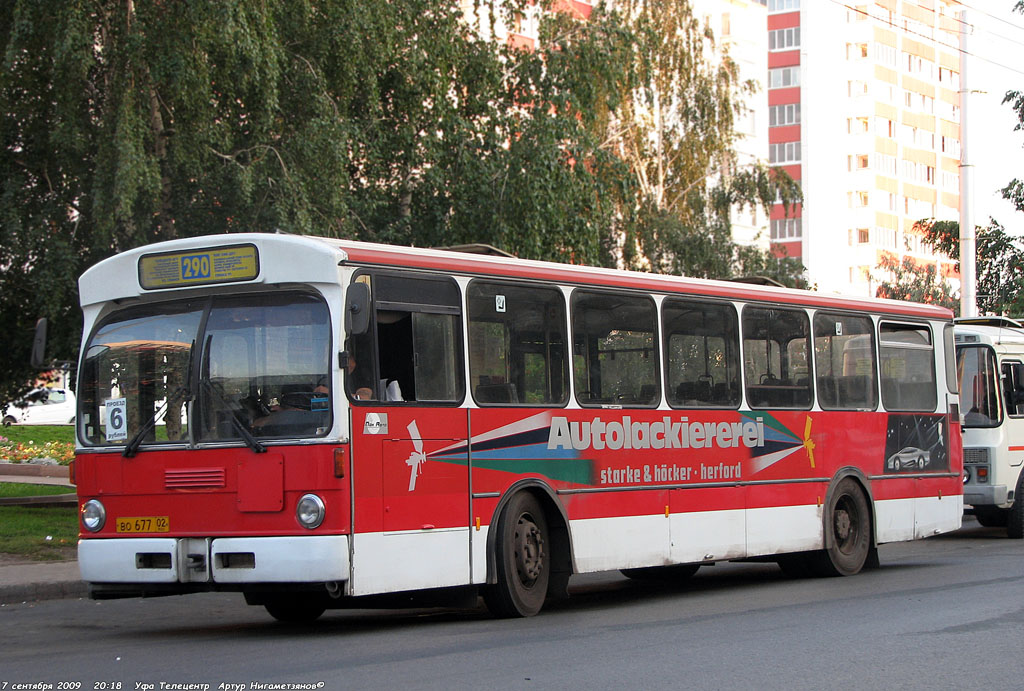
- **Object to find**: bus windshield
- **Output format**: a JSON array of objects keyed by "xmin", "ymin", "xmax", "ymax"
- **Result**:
[
  {"xmin": 957, "ymin": 345, "xmax": 1001, "ymax": 428},
  {"xmin": 79, "ymin": 291, "xmax": 331, "ymax": 447}
]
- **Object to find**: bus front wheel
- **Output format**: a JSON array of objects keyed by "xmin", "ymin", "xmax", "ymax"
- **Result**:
[{"xmin": 484, "ymin": 492, "xmax": 550, "ymax": 617}]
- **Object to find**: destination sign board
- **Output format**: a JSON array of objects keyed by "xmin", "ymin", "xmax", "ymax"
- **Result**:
[{"xmin": 139, "ymin": 244, "xmax": 260, "ymax": 289}]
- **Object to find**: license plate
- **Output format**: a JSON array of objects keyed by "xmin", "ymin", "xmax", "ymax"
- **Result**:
[{"xmin": 115, "ymin": 516, "xmax": 170, "ymax": 533}]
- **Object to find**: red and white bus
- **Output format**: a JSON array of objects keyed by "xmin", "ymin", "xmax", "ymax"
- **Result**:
[{"xmin": 71, "ymin": 233, "xmax": 962, "ymax": 620}]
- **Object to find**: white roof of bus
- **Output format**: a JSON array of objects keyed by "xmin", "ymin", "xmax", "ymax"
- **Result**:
[
  {"xmin": 954, "ymin": 320, "xmax": 1024, "ymax": 348},
  {"xmin": 79, "ymin": 233, "xmax": 346, "ymax": 307},
  {"xmin": 79, "ymin": 232, "xmax": 953, "ymax": 320}
]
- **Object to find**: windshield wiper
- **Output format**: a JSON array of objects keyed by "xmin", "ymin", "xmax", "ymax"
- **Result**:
[
  {"xmin": 123, "ymin": 385, "xmax": 191, "ymax": 458},
  {"xmin": 201, "ymin": 379, "xmax": 266, "ymax": 454}
]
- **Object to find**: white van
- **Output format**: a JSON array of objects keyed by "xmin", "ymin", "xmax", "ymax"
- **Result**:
[
  {"xmin": 955, "ymin": 317, "xmax": 1024, "ymax": 537},
  {"xmin": 1, "ymin": 387, "xmax": 76, "ymax": 425}
]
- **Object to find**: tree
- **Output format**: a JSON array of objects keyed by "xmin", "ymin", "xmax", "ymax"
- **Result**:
[
  {"xmin": 593, "ymin": 0, "xmax": 803, "ymax": 281},
  {"xmin": 0, "ymin": 0, "xmax": 806, "ymax": 405},
  {"xmin": 0, "ymin": 0, "xmax": 517, "ymax": 403},
  {"xmin": 874, "ymin": 252, "xmax": 958, "ymax": 312},
  {"xmin": 914, "ymin": 219, "xmax": 1024, "ymax": 316}
]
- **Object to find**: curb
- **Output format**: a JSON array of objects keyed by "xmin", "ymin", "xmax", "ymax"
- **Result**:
[
  {"xmin": 0, "ymin": 580, "xmax": 88, "ymax": 605},
  {"xmin": 0, "ymin": 463, "xmax": 70, "ymax": 479},
  {"xmin": 0, "ymin": 493, "xmax": 77, "ymax": 507}
]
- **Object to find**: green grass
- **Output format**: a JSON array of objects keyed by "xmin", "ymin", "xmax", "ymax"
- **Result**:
[
  {"xmin": 0, "ymin": 482, "xmax": 76, "ymax": 498},
  {"xmin": 0, "ymin": 506, "xmax": 78, "ymax": 560},
  {"xmin": 0, "ymin": 425, "xmax": 74, "ymax": 445},
  {"xmin": 0, "ymin": 426, "xmax": 79, "ymax": 560}
]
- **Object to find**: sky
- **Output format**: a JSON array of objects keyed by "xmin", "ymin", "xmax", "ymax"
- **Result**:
[{"xmin": 962, "ymin": 2, "xmax": 1024, "ymax": 236}]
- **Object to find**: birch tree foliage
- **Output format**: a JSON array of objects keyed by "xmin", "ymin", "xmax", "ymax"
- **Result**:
[
  {"xmin": 0, "ymin": 0, "xmax": 805, "ymax": 404},
  {"xmin": 0, "ymin": 0, "xmax": 508, "ymax": 404},
  {"xmin": 601, "ymin": 0, "xmax": 802, "ymax": 276}
]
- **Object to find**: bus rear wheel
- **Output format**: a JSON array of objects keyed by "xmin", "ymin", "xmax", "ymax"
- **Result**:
[
  {"xmin": 484, "ymin": 492, "xmax": 550, "ymax": 617},
  {"xmin": 811, "ymin": 478, "xmax": 871, "ymax": 576}
]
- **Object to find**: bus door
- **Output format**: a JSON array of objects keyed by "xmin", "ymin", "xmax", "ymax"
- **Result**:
[{"xmin": 346, "ymin": 273, "xmax": 470, "ymax": 596}]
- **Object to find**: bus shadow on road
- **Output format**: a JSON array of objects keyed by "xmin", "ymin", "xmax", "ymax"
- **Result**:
[{"xmin": 934, "ymin": 516, "xmax": 1015, "ymax": 541}]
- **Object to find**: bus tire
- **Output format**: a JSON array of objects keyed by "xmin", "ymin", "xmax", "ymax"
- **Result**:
[
  {"xmin": 484, "ymin": 492, "xmax": 550, "ymax": 617},
  {"xmin": 1007, "ymin": 472, "xmax": 1024, "ymax": 539},
  {"xmin": 811, "ymin": 477, "xmax": 872, "ymax": 576},
  {"xmin": 263, "ymin": 595, "xmax": 326, "ymax": 623},
  {"xmin": 621, "ymin": 563, "xmax": 700, "ymax": 581},
  {"xmin": 972, "ymin": 506, "xmax": 1008, "ymax": 528}
]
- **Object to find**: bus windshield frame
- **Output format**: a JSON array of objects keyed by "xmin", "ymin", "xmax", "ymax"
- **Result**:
[{"xmin": 78, "ymin": 290, "xmax": 333, "ymax": 449}]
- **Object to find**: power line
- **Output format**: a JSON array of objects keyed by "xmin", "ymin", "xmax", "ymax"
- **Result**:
[
  {"xmin": 947, "ymin": 0, "xmax": 1024, "ymax": 35},
  {"xmin": 910, "ymin": 0, "xmax": 1024, "ymax": 52},
  {"xmin": 825, "ymin": 0, "xmax": 1024, "ymax": 79}
]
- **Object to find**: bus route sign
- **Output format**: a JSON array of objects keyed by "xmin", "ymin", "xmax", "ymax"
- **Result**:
[{"xmin": 138, "ymin": 244, "xmax": 260, "ymax": 289}]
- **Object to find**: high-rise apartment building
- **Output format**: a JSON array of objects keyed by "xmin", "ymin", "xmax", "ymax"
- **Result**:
[
  {"xmin": 695, "ymin": 0, "xmax": 771, "ymax": 251},
  {"xmin": 767, "ymin": 0, "xmax": 962, "ymax": 295}
]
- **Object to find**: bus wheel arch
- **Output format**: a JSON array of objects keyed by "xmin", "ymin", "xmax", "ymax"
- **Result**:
[
  {"xmin": 815, "ymin": 470, "xmax": 876, "ymax": 576},
  {"xmin": 483, "ymin": 482, "xmax": 573, "ymax": 617}
]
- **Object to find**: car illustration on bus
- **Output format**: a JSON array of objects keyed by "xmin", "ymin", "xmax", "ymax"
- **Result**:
[{"xmin": 886, "ymin": 446, "xmax": 930, "ymax": 471}]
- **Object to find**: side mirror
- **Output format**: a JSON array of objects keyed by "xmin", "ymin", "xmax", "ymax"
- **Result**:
[
  {"xmin": 30, "ymin": 317, "xmax": 48, "ymax": 369},
  {"xmin": 345, "ymin": 283, "xmax": 371, "ymax": 336}
]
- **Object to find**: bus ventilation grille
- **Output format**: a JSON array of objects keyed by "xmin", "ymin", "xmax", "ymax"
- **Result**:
[
  {"xmin": 963, "ymin": 448, "xmax": 990, "ymax": 465},
  {"xmin": 165, "ymin": 468, "xmax": 227, "ymax": 489}
]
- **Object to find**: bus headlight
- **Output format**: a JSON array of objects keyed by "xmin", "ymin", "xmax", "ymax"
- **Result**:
[
  {"xmin": 296, "ymin": 494, "xmax": 325, "ymax": 530},
  {"xmin": 81, "ymin": 499, "xmax": 106, "ymax": 532}
]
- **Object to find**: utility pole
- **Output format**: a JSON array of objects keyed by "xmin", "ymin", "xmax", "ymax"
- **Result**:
[{"xmin": 959, "ymin": 8, "xmax": 977, "ymax": 317}]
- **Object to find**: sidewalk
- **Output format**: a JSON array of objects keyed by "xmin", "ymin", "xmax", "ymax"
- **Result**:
[
  {"xmin": 0, "ymin": 558, "xmax": 85, "ymax": 605},
  {"xmin": 0, "ymin": 464, "xmax": 86, "ymax": 605}
]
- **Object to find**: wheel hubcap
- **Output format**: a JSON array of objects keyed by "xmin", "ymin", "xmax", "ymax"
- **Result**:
[
  {"xmin": 834, "ymin": 497, "xmax": 858, "ymax": 553},
  {"xmin": 514, "ymin": 514, "xmax": 544, "ymax": 586}
]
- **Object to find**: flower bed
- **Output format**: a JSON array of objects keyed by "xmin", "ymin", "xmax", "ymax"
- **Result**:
[{"xmin": 0, "ymin": 436, "xmax": 75, "ymax": 465}]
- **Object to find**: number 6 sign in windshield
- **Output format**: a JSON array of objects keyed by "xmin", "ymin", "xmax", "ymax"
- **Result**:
[{"xmin": 105, "ymin": 397, "xmax": 127, "ymax": 442}]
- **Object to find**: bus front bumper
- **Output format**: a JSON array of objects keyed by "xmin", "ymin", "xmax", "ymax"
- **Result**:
[
  {"xmin": 78, "ymin": 535, "xmax": 350, "ymax": 587},
  {"xmin": 964, "ymin": 485, "xmax": 1008, "ymax": 507}
]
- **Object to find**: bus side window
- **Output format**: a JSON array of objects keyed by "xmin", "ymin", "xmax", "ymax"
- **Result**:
[
  {"xmin": 879, "ymin": 323, "xmax": 937, "ymax": 412},
  {"xmin": 468, "ymin": 281, "xmax": 568, "ymax": 406},
  {"xmin": 662, "ymin": 298, "xmax": 741, "ymax": 409},
  {"xmin": 1003, "ymin": 362, "xmax": 1024, "ymax": 417},
  {"xmin": 742, "ymin": 306, "xmax": 812, "ymax": 409},
  {"xmin": 353, "ymin": 273, "xmax": 464, "ymax": 405},
  {"xmin": 571, "ymin": 290, "xmax": 659, "ymax": 408},
  {"xmin": 812, "ymin": 313, "xmax": 877, "ymax": 410}
]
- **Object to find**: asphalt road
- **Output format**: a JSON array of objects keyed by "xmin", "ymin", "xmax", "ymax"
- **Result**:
[{"xmin": 3, "ymin": 516, "xmax": 1023, "ymax": 690}]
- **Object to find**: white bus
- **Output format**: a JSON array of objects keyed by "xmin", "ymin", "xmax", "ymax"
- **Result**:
[{"xmin": 955, "ymin": 317, "xmax": 1024, "ymax": 537}]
